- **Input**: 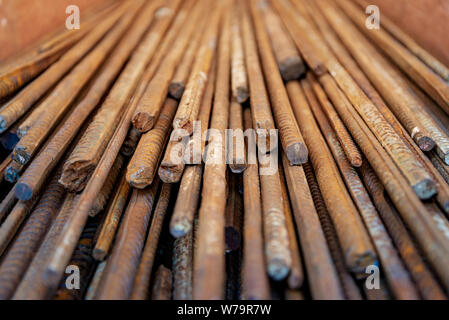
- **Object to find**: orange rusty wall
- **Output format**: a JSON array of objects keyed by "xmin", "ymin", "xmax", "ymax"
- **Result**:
[
  {"xmin": 366, "ymin": 0, "xmax": 449, "ymax": 67},
  {"xmin": 0, "ymin": 0, "xmax": 110, "ymax": 61}
]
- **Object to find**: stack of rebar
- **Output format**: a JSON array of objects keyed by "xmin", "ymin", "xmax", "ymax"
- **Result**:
[{"xmin": 0, "ymin": 0, "xmax": 449, "ymax": 300}]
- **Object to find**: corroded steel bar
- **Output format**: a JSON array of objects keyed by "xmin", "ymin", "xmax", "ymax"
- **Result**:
[
  {"xmin": 319, "ymin": 1, "xmax": 434, "ymax": 152},
  {"xmin": 4, "ymin": 160, "xmax": 22, "ymax": 183},
  {"xmin": 225, "ymin": 173, "xmax": 243, "ymax": 252},
  {"xmin": 360, "ymin": 163, "xmax": 447, "ymax": 300},
  {"xmin": 260, "ymin": 0, "xmax": 304, "ymax": 81},
  {"xmin": 151, "ymin": 265, "xmax": 173, "ymax": 300},
  {"xmin": 287, "ymin": 80, "xmax": 376, "ymax": 273},
  {"xmin": 173, "ymin": 229, "xmax": 193, "ymax": 300},
  {"xmin": 96, "ymin": 181, "xmax": 159, "ymax": 300},
  {"xmin": 0, "ymin": 156, "xmax": 12, "ymax": 181},
  {"xmin": 279, "ymin": 165, "xmax": 304, "ymax": 289},
  {"xmin": 0, "ymin": 1, "xmax": 133, "ymax": 134},
  {"xmin": 337, "ymin": 0, "xmax": 449, "ymax": 115},
  {"xmin": 240, "ymin": 1, "xmax": 276, "ymax": 153},
  {"xmin": 169, "ymin": 165, "xmax": 202, "ymax": 237},
  {"xmin": 230, "ymin": 4, "xmax": 249, "ymax": 103},
  {"xmin": 169, "ymin": 3, "xmax": 207, "ymax": 99},
  {"xmin": 89, "ymin": 154, "xmax": 124, "ymax": 217},
  {"xmin": 303, "ymin": 74, "xmax": 362, "ymax": 168},
  {"xmin": 131, "ymin": 183, "xmax": 172, "ymax": 300},
  {"xmin": 11, "ymin": 6, "xmax": 140, "ymax": 166},
  {"xmin": 193, "ymin": 3, "xmax": 229, "ymax": 299},
  {"xmin": 250, "ymin": 0, "xmax": 308, "ymax": 165},
  {"xmin": 93, "ymin": 175, "xmax": 131, "ymax": 261},
  {"xmin": 12, "ymin": 192, "xmax": 78, "ymax": 299},
  {"xmin": 172, "ymin": 3, "xmax": 221, "ymax": 135},
  {"xmin": 302, "ymin": 162, "xmax": 361, "ymax": 300},
  {"xmin": 131, "ymin": 0, "xmax": 200, "ymax": 132},
  {"xmin": 0, "ymin": 188, "xmax": 17, "ymax": 223},
  {"xmin": 127, "ymin": 98, "xmax": 178, "ymax": 188},
  {"xmin": 306, "ymin": 78, "xmax": 419, "ymax": 299},
  {"xmin": 59, "ymin": 0, "xmax": 180, "ymax": 192},
  {"xmin": 241, "ymin": 107, "xmax": 270, "ymax": 300},
  {"xmin": 228, "ymin": 100, "xmax": 246, "ymax": 173}
]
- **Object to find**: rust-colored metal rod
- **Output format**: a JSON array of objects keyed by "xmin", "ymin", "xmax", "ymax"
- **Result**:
[
  {"xmin": 306, "ymin": 77, "xmax": 419, "ymax": 299},
  {"xmin": 11, "ymin": 6, "xmax": 140, "ymax": 166},
  {"xmin": 0, "ymin": 188, "xmax": 17, "ymax": 223},
  {"xmin": 168, "ymin": 2, "xmax": 207, "ymax": 99},
  {"xmin": 131, "ymin": 0, "xmax": 199, "ymax": 132},
  {"xmin": 151, "ymin": 265, "xmax": 173, "ymax": 300},
  {"xmin": 337, "ymin": 0, "xmax": 449, "ymax": 115},
  {"xmin": 169, "ymin": 165, "xmax": 202, "ymax": 237},
  {"xmin": 303, "ymin": 75, "xmax": 362, "ymax": 167},
  {"xmin": 260, "ymin": 0, "xmax": 305, "ymax": 81},
  {"xmin": 93, "ymin": 174, "xmax": 131, "ymax": 261},
  {"xmin": 228, "ymin": 100, "xmax": 247, "ymax": 173},
  {"xmin": 172, "ymin": 3, "xmax": 221, "ymax": 135},
  {"xmin": 360, "ymin": 163, "xmax": 447, "ymax": 300},
  {"xmin": 225, "ymin": 173, "xmax": 243, "ymax": 252},
  {"xmin": 302, "ymin": 163, "xmax": 361, "ymax": 300},
  {"xmin": 240, "ymin": 108, "xmax": 270, "ymax": 300},
  {"xmin": 131, "ymin": 183, "xmax": 172, "ymax": 300},
  {"xmin": 250, "ymin": 0, "xmax": 308, "ymax": 165},
  {"xmin": 85, "ymin": 261, "xmax": 107, "ymax": 300},
  {"xmin": 0, "ymin": 156, "xmax": 12, "ymax": 181},
  {"xmin": 287, "ymin": 80, "xmax": 377, "ymax": 273},
  {"xmin": 230, "ymin": 4, "xmax": 249, "ymax": 103},
  {"xmin": 126, "ymin": 98, "xmax": 178, "ymax": 188},
  {"xmin": 193, "ymin": 3, "xmax": 229, "ymax": 299},
  {"xmin": 59, "ymin": 0, "xmax": 180, "ymax": 192},
  {"xmin": 12, "ymin": 192, "xmax": 77, "ymax": 299},
  {"xmin": 173, "ymin": 229, "xmax": 193, "ymax": 300},
  {"xmin": 279, "ymin": 164, "xmax": 304, "ymax": 289},
  {"xmin": 240, "ymin": 1, "xmax": 276, "ymax": 154},
  {"xmin": 0, "ymin": 2, "xmax": 132, "ymax": 134},
  {"xmin": 96, "ymin": 181, "xmax": 159, "ymax": 300}
]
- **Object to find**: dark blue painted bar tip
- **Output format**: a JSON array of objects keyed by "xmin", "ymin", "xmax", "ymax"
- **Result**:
[
  {"xmin": 5, "ymin": 167, "xmax": 19, "ymax": 183},
  {"xmin": 0, "ymin": 116, "xmax": 6, "ymax": 134},
  {"xmin": 15, "ymin": 183, "xmax": 33, "ymax": 201}
]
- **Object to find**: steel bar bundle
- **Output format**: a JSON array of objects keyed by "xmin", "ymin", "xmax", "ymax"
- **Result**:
[{"xmin": 0, "ymin": 0, "xmax": 448, "ymax": 301}]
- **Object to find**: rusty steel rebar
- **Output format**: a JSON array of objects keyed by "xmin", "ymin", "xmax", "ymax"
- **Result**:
[
  {"xmin": 240, "ymin": 1, "xmax": 277, "ymax": 154},
  {"xmin": 131, "ymin": 0, "xmax": 201, "ymax": 132},
  {"xmin": 227, "ymin": 99, "xmax": 247, "ymax": 173},
  {"xmin": 302, "ymin": 162, "xmax": 361, "ymax": 300},
  {"xmin": 95, "ymin": 181, "xmax": 159, "ymax": 300},
  {"xmin": 131, "ymin": 183, "xmax": 172, "ymax": 300},
  {"xmin": 92, "ymin": 174, "xmax": 131, "ymax": 261},
  {"xmin": 172, "ymin": 3, "xmax": 221, "ymax": 135},
  {"xmin": 59, "ymin": 0, "xmax": 181, "ymax": 192},
  {"xmin": 287, "ymin": 80, "xmax": 377, "ymax": 273},
  {"xmin": 250, "ymin": 0, "xmax": 308, "ymax": 165},
  {"xmin": 168, "ymin": 3, "xmax": 208, "ymax": 100},
  {"xmin": 85, "ymin": 261, "xmax": 107, "ymax": 300},
  {"xmin": 230, "ymin": 4, "xmax": 249, "ymax": 103},
  {"xmin": 126, "ymin": 98, "xmax": 178, "ymax": 188},
  {"xmin": 193, "ymin": 3, "xmax": 230, "ymax": 299},
  {"xmin": 278, "ymin": 165, "xmax": 304, "ymax": 289},
  {"xmin": 259, "ymin": 0, "xmax": 305, "ymax": 81},
  {"xmin": 240, "ymin": 107, "xmax": 270, "ymax": 300},
  {"xmin": 0, "ymin": 1, "xmax": 134, "ymax": 134},
  {"xmin": 173, "ymin": 229, "xmax": 193, "ymax": 300}
]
